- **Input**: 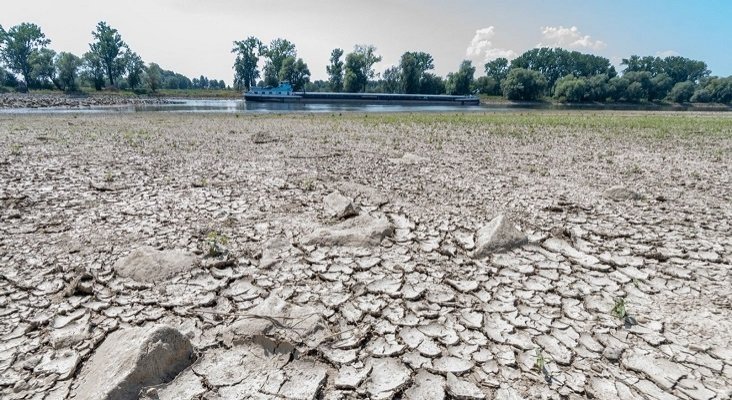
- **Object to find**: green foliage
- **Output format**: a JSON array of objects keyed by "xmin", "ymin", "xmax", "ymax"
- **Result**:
[
  {"xmin": 124, "ymin": 52, "xmax": 145, "ymax": 89},
  {"xmin": 343, "ymin": 44, "xmax": 382, "ymax": 93},
  {"xmin": 511, "ymin": 47, "xmax": 614, "ymax": 90},
  {"xmin": 399, "ymin": 51, "xmax": 434, "ymax": 94},
  {"xmin": 382, "ymin": 65, "xmax": 400, "ymax": 93},
  {"xmin": 622, "ymin": 55, "xmax": 709, "ymax": 84},
  {"xmin": 55, "ymin": 52, "xmax": 82, "ymax": 92},
  {"xmin": 81, "ymin": 51, "xmax": 105, "ymax": 90},
  {"xmin": 484, "ymin": 57, "xmax": 509, "ymax": 94},
  {"xmin": 502, "ymin": 68, "xmax": 547, "ymax": 101},
  {"xmin": 326, "ymin": 48, "xmax": 344, "ymax": 92},
  {"xmin": 0, "ymin": 22, "xmax": 51, "ymax": 88},
  {"xmin": 89, "ymin": 21, "xmax": 128, "ymax": 86},
  {"xmin": 419, "ymin": 73, "xmax": 445, "ymax": 95},
  {"xmin": 205, "ymin": 231, "xmax": 229, "ymax": 258},
  {"xmin": 29, "ymin": 47, "xmax": 57, "ymax": 89},
  {"xmin": 232, "ymin": 36, "xmax": 264, "ymax": 91},
  {"xmin": 649, "ymin": 73, "xmax": 673, "ymax": 101},
  {"xmin": 702, "ymin": 76, "xmax": 732, "ymax": 103},
  {"xmin": 445, "ymin": 60, "xmax": 475, "ymax": 95},
  {"xmin": 278, "ymin": 56, "xmax": 310, "ymax": 91},
  {"xmin": 611, "ymin": 297, "xmax": 627, "ymax": 319},
  {"xmin": 146, "ymin": 62, "xmax": 162, "ymax": 92},
  {"xmin": 263, "ymin": 38, "xmax": 296, "ymax": 87},
  {"xmin": 471, "ymin": 76, "xmax": 498, "ymax": 95},
  {"xmin": 553, "ymin": 75, "xmax": 586, "ymax": 102},
  {"xmin": 690, "ymin": 88, "xmax": 712, "ymax": 103},
  {"xmin": 667, "ymin": 81, "xmax": 695, "ymax": 103}
]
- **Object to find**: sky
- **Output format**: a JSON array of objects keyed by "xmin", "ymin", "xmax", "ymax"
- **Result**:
[{"xmin": 2, "ymin": 0, "xmax": 731, "ymax": 85}]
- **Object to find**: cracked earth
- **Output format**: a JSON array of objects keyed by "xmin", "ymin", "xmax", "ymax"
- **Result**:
[{"xmin": 0, "ymin": 112, "xmax": 730, "ymax": 399}]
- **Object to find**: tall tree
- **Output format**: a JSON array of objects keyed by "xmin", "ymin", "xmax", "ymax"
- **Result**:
[
  {"xmin": 81, "ymin": 51, "xmax": 105, "ymax": 90},
  {"xmin": 124, "ymin": 52, "xmax": 145, "ymax": 89},
  {"xmin": 382, "ymin": 66, "xmax": 400, "ymax": 93},
  {"xmin": 326, "ymin": 48, "xmax": 344, "ymax": 92},
  {"xmin": 502, "ymin": 68, "xmax": 547, "ymax": 101},
  {"xmin": 484, "ymin": 57, "xmax": 509, "ymax": 92},
  {"xmin": 89, "ymin": 22, "xmax": 127, "ymax": 86},
  {"xmin": 511, "ymin": 48, "xmax": 614, "ymax": 91},
  {"xmin": 399, "ymin": 51, "xmax": 434, "ymax": 93},
  {"xmin": 343, "ymin": 45, "xmax": 382, "ymax": 93},
  {"xmin": 146, "ymin": 63, "xmax": 162, "ymax": 92},
  {"xmin": 232, "ymin": 36, "xmax": 264, "ymax": 91},
  {"xmin": 263, "ymin": 38, "xmax": 296, "ymax": 86},
  {"xmin": 0, "ymin": 23, "xmax": 51, "ymax": 88},
  {"xmin": 446, "ymin": 60, "xmax": 475, "ymax": 95},
  {"xmin": 55, "ymin": 52, "xmax": 81, "ymax": 92},
  {"xmin": 278, "ymin": 56, "xmax": 310, "ymax": 91},
  {"xmin": 29, "ymin": 48, "xmax": 57, "ymax": 89}
]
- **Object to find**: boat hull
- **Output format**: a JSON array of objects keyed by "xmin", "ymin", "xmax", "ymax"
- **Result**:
[{"xmin": 244, "ymin": 92, "xmax": 479, "ymax": 106}]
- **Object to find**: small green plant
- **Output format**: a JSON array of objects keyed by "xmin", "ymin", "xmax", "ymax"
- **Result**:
[
  {"xmin": 535, "ymin": 347, "xmax": 552, "ymax": 383},
  {"xmin": 104, "ymin": 171, "xmax": 114, "ymax": 183},
  {"xmin": 300, "ymin": 178, "xmax": 316, "ymax": 192},
  {"xmin": 612, "ymin": 297, "xmax": 637, "ymax": 327},
  {"xmin": 10, "ymin": 143, "xmax": 22, "ymax": 156},
  {"xmin": 205, "ymin": 231, "xmax": 229, "ymax": 257}
]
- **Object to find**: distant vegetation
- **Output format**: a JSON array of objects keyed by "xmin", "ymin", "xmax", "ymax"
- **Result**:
[
  {"xmin": 1, "ymin": 21, "xmax": 730, "ymax": 104},
  {"xmin": 0, "ymin": 22, "xmax": 227, "ymax": 94}
]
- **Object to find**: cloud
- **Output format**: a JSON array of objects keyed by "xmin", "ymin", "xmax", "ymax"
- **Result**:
[
  {"xmin": 466, "ymin": 27, "xmax": 517, "ymax": 63},
  {"xmin": 538, "ymin": 26, "xmax": 606, "ymax": 50},
  {"xmin": 655, "ymin": 50, "xmax": 680, "ymax": 58}
]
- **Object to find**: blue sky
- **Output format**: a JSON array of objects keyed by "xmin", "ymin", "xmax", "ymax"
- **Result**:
[{"xmin": 2, "ymin": 0, "xmax": 730, "ymax": 84}]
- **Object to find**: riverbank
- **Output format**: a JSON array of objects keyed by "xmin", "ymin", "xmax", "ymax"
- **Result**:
[
  {"xmin": 1, "ymin": 112, "xmax": 730, "ymax": 399},
  {"xmin": 0, "ymin": 93, "xmax": 173, "ymax": 108}
]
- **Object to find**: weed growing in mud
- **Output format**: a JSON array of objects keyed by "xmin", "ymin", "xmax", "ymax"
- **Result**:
[
  {"xmin": 300, "ymin": 178, "xmax": 316, "ymax": 192},
  {"xmin": 104, "ymin": 171, "xmax": 114, "ymax": 183},
  {"xmin": 10, "ymin": 143, "xmax": 22, "ymax": 156},
  {"xmin": 535, "ymin": 347, "xmax": 552, "ymax": 383},
  {"xmin": 205, "ymin": 231, "xmax": 229, "ymax": 257},
  {"xmin": 612, "ymin": 297, "xmax": 637, "ymax": 327}
]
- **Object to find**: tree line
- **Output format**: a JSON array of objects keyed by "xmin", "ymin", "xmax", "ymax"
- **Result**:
[{"xmin": 0, "ymin": 22, "xmax": 226, "ymax": 93}]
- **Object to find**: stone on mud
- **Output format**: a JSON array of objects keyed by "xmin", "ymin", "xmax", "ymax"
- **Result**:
[
  {"xmin": 113, "ymin": 246, "xmax": 197, "ymax": 283},
  {"xmin": 472, "ymin": 214, "xmax": 527, "ymax": 258},
  {"xmin": 302, "ymin": 214, "xmax": 394, "ymax": 247},
  {"xmin": 604, "ymin": 186, "xmax": 642, "ymax": 201},
  {"xmin": 323, "ymin": 191, "xmax": 358, "ymax": 219},
  {"xmin": 72, "ymin": 324, "xmax": 194, "ymax": 400}
]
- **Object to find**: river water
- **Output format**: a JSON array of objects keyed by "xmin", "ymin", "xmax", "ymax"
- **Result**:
[{"xmin": 0, "ymin": 99, "xmax": 728, "ymax": 114}]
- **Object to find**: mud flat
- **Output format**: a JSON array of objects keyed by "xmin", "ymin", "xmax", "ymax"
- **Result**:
[
  {"xmin": 1, "ymin": 111, "xmax": 731, "ymax": 399},
  {"xmin": 0, "ymin": 93, "xmax": 171, "ymax": 109}
]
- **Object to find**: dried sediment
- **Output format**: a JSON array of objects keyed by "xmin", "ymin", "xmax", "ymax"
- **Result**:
[{"xmin": 1, "ymin": 112, "xmax": 731, "ymax": 399}]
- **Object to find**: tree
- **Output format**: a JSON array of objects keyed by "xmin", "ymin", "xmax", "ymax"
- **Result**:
[
  {"xmin": 232, "ymin": 36, "xmax": 264, "ymax": 90},
  {"xmin": 446, "ymin": 60, "xmax": 475, "ymax": 95},
  {"xmin": 326, "ymin": 48, "xmax": 344, "ymax": 92},
  {"xmin": 278, "ymin": 56, "xmax": 310, "ymax": 91},
  {"xmin": 29, "ymin": 48, "xmax": 57, "ymax": 89},
  {"xmin": 419, "ymin": 73, "xmax": 445, "ymax": 95},
  {"xmin": 666, "ymin": 81, "xmax": 695, "ymax": 103},
  {"xmin": 649, "ymin": 73, "xmax": 673, "ymax": 101},
  {"xmin": 81, "ymin": 51, "xmax": 105, "ymax": 90},
  {"xmin": 484, "ymin": 57, "xmax": 509, "ymax": 93},
  {"xmin": 263, "ymin": 38, "xmax": 296, "ymax": 86},
  {"xmin": 622, "ymin": 71, "xmax": 652, "ymax": 101},
  {"xmin": 511, "ymin": 48, "xmax": 614, "ymax": 91},
  {"xmin": 55, "ymin": 52, "xmax": 81, "ymax": 92},
  {"xmin": 398, "ymin": 51, "xmax": 434, "ymax": 93},
  {"xmin": 146, "ymin": 62, "xmax": 162, "ymax": 92},
  {"xmin": 0, "ymin": 23, "xmax": 51, "ymax": 88},
  {"xmin": 622, "ymin": 55, "xmax": 710, "ymax": 85},
  {"xmin": 472, "ymin": 76, "xmax": 498, "ymax": 95},
  {"xmin": 343, "ymin": 45, "xmax": 382, "ymax": 92},
  {"xmin": 124, "ymin": 52, "xmax": 145, "ymax": 89},
  {"xmin": 703, "ymin": 76, "xmax": 732, "ymax": 103},
  {"xmin": 89, "ymin": 22, "xmax": 128, "ymax": 87},
  {"xmin": 382, "ymin": 66, "xmax": 400, "ymax": 93},
  {"xmin": 553, "ymin": 75, "xmax": 587, "ymax": 102},
  {"xmin": 501, "ymin": 68, "xmax": 547, "ymax": 101}
]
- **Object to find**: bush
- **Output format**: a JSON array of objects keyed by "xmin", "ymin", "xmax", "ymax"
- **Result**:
[
  {"xmin": 502, "ymin": 68, "xmax": 547, "ymax": 101},
  {"xmin": 667, "ymin": 81, "xmax": 695, "ymax": 103},
  {"xmin": 553, "ymin": 75, "xmax": 587, "ymax": 102},
  {"xmin": 690, "ymin": 89, "xmax": 711, "ymax": 103}
]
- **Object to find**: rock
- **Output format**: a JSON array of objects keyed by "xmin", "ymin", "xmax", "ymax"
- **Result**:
[
  {"xmin": 323, "ymin": 191, "xmax": 358, "ymax": 219},
  {"xmin": 445, "ymin": 373, "xmax": 485, "ymax": 399},
  {"xmin": 225, "ymin": 294, "xmax": 328, "ymax": 350},
  {"xmin": 622, "ymin": 352, "xmax": 689, "ymax": 391},
  {"xmin": 604, "ymin": 186, "xmax": 641, "ymax": 201},
  {"xmin": 472, "ymin": 215, "xmax": 527, "ymax": 258},
  {"xmin": 302, "ymin": 214, "xmax": 394, "ymax": 247},
  {"xmin": 72, "ymin": 324, "xmax": 194, "ymax": 400},
  {"xmin": 364, "ymin": 358, "xmax": 411, "ymax": 399},
  {"xmin": 113, "ymin": 246, "xmax": 197, "ymax": 283},
  {"xmin": 404, "ymin": 369, "xmax": 445, "ymax": 400}
]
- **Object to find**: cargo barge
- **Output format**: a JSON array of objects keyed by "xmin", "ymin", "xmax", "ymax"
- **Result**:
[{"xmin": 244, "ymin": 82, "xmax": 480, "ymax": 105}]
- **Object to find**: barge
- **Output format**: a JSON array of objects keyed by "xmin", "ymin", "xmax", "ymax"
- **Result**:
[{"xmin": 244, "ymin": 82, "xmax": 480, "ymax": 105}]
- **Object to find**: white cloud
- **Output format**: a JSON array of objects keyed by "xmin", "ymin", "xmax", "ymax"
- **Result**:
[
  {"xmin": 538, "ymin": 26, "xmax": 606, "ymax": 50},
  {"xmin": 466, "ymin": 26, "xmax": 517, "ymax": 63},
  {"xmin": 655, "ymin": 50, "xmax": 680, "ymax": 58}
]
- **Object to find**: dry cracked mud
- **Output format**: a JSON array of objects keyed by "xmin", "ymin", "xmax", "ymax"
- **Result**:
[{"xmin": 0, "ymin": 111, "xmax": 731, "ymax": 399}]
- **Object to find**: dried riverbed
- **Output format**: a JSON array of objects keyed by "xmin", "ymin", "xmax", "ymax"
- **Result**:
[{"xmin": 1, "ymin": 112, "xmax": 731, "ymax": 399}]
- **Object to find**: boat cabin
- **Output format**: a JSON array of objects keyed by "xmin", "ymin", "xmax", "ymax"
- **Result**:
[{"xmin": 248, "ymin": 82, "xmax": 294, "ymax": 95}]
